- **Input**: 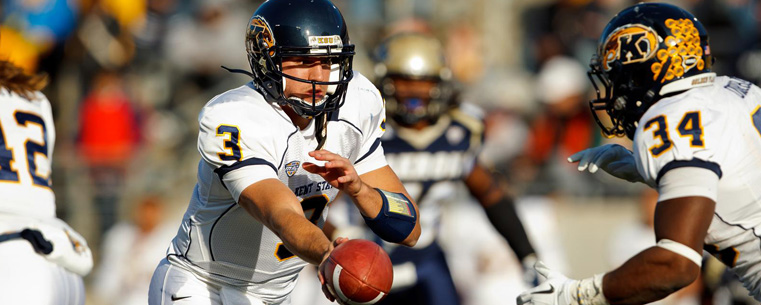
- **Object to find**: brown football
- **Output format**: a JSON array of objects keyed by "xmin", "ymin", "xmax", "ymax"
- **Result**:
[{"xmin": 321, "ymin": 239, "xmax": 393, "ymax": 304}]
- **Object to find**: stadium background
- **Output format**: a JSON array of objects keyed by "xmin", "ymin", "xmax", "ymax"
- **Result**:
[{"xmin": 1, "ymin": 0, "xmax": 759, "ymax": 304}]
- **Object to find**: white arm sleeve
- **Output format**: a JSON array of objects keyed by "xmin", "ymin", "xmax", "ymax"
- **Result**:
[{"xmin": 657, "ymin": 166, "xmax": 719, "ymax": 202}]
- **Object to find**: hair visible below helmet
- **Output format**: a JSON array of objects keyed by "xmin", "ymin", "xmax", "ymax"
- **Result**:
[
  {"xmin": 374, "ymin": 32, "xmax": 453, "ymax": 126},
  {"xmin": 588, "ymin": 2, "xmax": 715, "ymax": 139},
  {"xmin": 245, "ymin": 0, "xmax": 355, "ymax": 118}
]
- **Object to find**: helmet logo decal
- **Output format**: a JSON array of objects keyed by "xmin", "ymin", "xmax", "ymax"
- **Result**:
[
  {"xmin": 602, "ymin": 24, "xmax": 659, "ymax": 71},
  {"xmin": 651, "ymin": 18, "xmax": 705, "ymax": 83},
  {"xmin": 247, "ymin": 16, "xmax": 275, "ymax": 57},
  {"xmin": 308, "ymin": 35, "xmax": 342, "ymax": 47}
]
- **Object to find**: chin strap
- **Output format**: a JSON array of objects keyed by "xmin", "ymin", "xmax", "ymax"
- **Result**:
[{"xmin": 221, "ymin": 66, "xmax": 255, "ymax": 78}]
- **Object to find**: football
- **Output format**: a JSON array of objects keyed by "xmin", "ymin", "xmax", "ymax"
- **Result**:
[{"xmin": 321, "ymin": 239, "xmax": 393, "ymax": 304}]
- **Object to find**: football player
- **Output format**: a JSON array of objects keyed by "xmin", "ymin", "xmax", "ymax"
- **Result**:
[
  {"xmin": 0, "ymin": 60, "xmax": 93, "ymax": 304},
  {"xmin": 369, "ymin": 32, "xmax": 537, "ymax": 305},
  {"xmin": 147, "ymin": 1, "xmax": 421, "ymax": 304},
  {"xmin": 519, "ymin": 3, "xmax": 761, "ymax": 304}
]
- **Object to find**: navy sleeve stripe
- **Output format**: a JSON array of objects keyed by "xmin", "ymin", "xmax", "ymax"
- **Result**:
[
  {"xmin": 278, "ymin": 130, "xmax": 299, "ymax": 170},
  {"xmin": 214, "ymin": 157, "xmax": 277, "ymax": 182},
  {"xmin": 655, "ymin": 159, "xmax": 722, "ymax": 185},
  {"xmin": 355, "ymin": 138, "xmax": 382, "ymax": 164},
  {"xmin": 340, "ymin": 119, "xmax": 362, "ymax": 136}
]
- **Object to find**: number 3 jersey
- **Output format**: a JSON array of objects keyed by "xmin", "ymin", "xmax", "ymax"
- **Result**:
[
  {"xmin": 633, "ymin": 75, "xmax": 761, "ymax": 299},
  {"xmin": 0, "ymin": 89, "xmax": 55, "ymax": 219},
  {"xmin": 166, "ymin": 72, "xmax": 387, "ymax": 303}
]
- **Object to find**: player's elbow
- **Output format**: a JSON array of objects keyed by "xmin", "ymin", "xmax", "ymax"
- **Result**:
[{"xmin": 400, "ymin": 224, "xmax": 421, "ymax": 247}]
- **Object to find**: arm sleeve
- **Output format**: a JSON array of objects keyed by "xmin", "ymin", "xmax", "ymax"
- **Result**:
[
  {"xmin": 658, "ymin": 166, "xmax": 719, "ymax": 202},
  {"xmin": 353, "ymin": 86, "xmax": 388, "ymax": 175},
  {"xmin": 198, "ymin": 103, "xmax": 281, "ymax": 201}
]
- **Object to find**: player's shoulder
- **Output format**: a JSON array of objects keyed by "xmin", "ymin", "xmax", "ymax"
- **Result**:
[
  {"xmin": 0, "ymin": 88, "xmax": 53, "ymax": 117},
  {"xmin": 199, "ymin": 82, "xmax": 279, "ymax": 128},
  {"xmin": 448, "ymin": 102, "xmax": 485, "ymax": 135},
  {"xmin": 335, "ymin": 71, "xmax": 384, "ymax": 128}
]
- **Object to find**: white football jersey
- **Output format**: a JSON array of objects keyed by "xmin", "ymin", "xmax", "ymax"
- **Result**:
[
  {"xmin": 166, "ymin": 72, "xmax": 387, "ymax": 304},
  {"xmin": 633, "ymin": 76, "xmax": 761, "ymax": 299},
  {"xmin": 0, "ymin": 88, "xmax": 56, "ymax": 219}
]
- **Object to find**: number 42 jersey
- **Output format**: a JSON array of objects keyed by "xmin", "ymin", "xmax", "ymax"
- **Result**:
[
  {"xmin": 165, "ymin": 72, "xmax": 387, "ymax": 303},
  {"xmin": 633, "ymin": 75, "xmax": 761, "ymax": 299},
  {"xmin": 0, "ymin": 89, "xmax": 55, "ymax": 219}
]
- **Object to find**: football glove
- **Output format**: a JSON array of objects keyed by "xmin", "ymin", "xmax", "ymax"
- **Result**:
[
  {"xmin": 34, "ymin": 220, "xmax": 93, "ymax": 276},
  {"xmin": 516, "ymin": 261, "xmax": 608, "ymax": 305},
  {"xmin": 567, "ymin": 144, "xmax": 646, "ymax": 184}
]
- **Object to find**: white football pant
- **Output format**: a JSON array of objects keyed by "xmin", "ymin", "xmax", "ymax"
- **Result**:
[
  {"xmin": 0, "ymin": 237, "xmax": 84, "ymax": 305},
  {"xmin": 149, "ymin": 258, "xmax": 287, "ymax": 305}
]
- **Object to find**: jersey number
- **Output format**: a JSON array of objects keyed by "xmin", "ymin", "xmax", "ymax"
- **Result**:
[
  {"xmin": 645, "ymin": 111, "xmax": 705, "ymax": 157},
  {"xmin": 217, "ymin": 125, "xmax": 241, "ymax": 161},
  {"xmin": 0, "ymin": 113, "xmax": 50, "ymax": 187},
  {"xmin": 704, "ymin": 244, "xmax": 739, "ymax": 267},
  {"xmin": 274, "ymin": 194, "xmax": 330, "ymax": 261},
  {"xmin": 752, "ymin": 106, "xmax": 761, "ymax": 138}
]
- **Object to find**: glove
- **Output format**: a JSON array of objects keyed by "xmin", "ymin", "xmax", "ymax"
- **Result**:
[
  {"xmin": 33, "ymin": 220, "xmax": 93, "ymax": 276},
  {"xmin": 567, "ymin": 144, "xmax": 645, "ymax": 184},
  {"xmin": 516, "ymin": 261, "xmax": 608, "ymax": 305}
]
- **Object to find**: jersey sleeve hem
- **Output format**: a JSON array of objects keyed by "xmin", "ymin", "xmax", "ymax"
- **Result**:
[
  {"xmin": 217, "ymin": 163, "xmax": 279, "ymax": 202},
  {"xmin": 655, "ymin": 159, "xmax": 722, "ymax": 186},
  {"xmin": 658, "ymin": 166, "xmax": 719, "ymax": 202},
  {"xmin": 214, "ymin": 157, "xmax": 277, "ymax": 180}
]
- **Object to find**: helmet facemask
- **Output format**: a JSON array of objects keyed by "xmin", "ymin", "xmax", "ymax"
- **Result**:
[{"xmin": 246, "ymin": 16, "xmax": 355, "ymax": 118}]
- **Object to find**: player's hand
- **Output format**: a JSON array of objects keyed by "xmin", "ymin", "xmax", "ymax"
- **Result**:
[
  {"xmin": 304, "ymin": 150, "xmax": 364, "ymax": 196},
  {"xmin": 516, "ymin": 261, "xmax": 578, "ymax": 305},
  {"xmin": 568, "ymin": 144, "xmax": 644, "ymax": 184},
  {"xmin": 318, "ymin": 237, "xmax": 349, "ymax": 304}
]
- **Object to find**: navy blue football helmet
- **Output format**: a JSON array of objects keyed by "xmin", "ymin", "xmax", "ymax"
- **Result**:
[
  {"xmin": 588, "ymin": 3, "xmax": 713, "ymax": 139},
  {"xmin": 245, "ymin": 0, "xmax": 355, "ymax": 118}
]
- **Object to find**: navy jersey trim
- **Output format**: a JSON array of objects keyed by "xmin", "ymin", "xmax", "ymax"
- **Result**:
[
  {"xmin": 340, "ymin": 119, "xmax": 362, "ymax": 135},
  {"xmin": 355, "ymin": 137, "xmax": 381, "ymax": 164},
  {"xmin": 655, "ymin": 159, "xmax": 722, "ymax": 185},
  {"xmin": 208, "ymin": 203, "xmax": 237, "ymax": 261},
  {"xmin": 184, "ymin": 218, "xmax": 193, "ymax": 258},
  {"xmin": 214, "ymin": 157, "xmax": 277, "ymax": 182},
  {"xmin": 278, "ymin": 130, "xmax": 299, "ymax": 170}
]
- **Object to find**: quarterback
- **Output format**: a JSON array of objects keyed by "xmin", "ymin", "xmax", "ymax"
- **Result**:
[
  {"xmin": 365, "ymin": 32, "xmax": 537, "ymax": 305},
  {"xmin": 148, "ymin": 0, "xmax": 421, "ymax": 304},
  {"xmin": 0, "ymin": 60, "xmax": 93, "ymax": 304},
  {"xmin": 519, "ymin": 3, "xmax": 761, "ymax": 305}
]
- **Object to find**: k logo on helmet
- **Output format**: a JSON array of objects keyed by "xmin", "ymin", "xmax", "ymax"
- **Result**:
[
  {"xmin": 247, "ymin": 16, "xmax": 275, "ymax": 56},
  {"xmin": 601, "ymin": 24, "xmax": 659, "ymax": 71}
]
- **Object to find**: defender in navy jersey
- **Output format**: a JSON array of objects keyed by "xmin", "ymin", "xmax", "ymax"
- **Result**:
[
  {"xmin": 368, "ymin": 32, "xmax": 537, "ymax": 305},
  {"xmin": 521, "ymin": 3, "xmax": 761, "ymax": 305},
  {"xmin": 148, "ymin": 1, "xmax": 420, "ymax": 304}
]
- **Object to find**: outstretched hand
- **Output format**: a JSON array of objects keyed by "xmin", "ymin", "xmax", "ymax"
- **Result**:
[
  {"xmin": 303, "ymin": 150, "xmax": 364, "ymax": 196},
  {"xmin": 318, "ymin": 237, "xmax": 349, "ymax": 304},
  {"xmin": 567, "ymin": 144, "xmax": 645, "ymax": 184}
]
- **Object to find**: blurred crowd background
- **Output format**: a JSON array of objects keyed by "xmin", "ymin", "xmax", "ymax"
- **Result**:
[{"xmin": 1, "ymin": 0, "xmax": 759, "ymax": 304}]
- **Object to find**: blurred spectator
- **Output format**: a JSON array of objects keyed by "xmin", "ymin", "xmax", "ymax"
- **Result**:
[
  {"xmin": 92, "ymin": 196, "xmax": 176, "ymax": 305},
  {"xmin": 520, "ymin": 56, "xmax": 600, "ymax": 195},
  {"xmin": 163, "ymin": 0, "xmax": 250, "ymax": 90},
  {"xmin": 77, "ymin": 70, "xmax": 141, "ymax": 233}
]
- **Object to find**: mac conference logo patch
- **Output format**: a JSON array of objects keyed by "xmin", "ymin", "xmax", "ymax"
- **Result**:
[{"xmin": 285, "ymin": 161, "xmax": 300, "ymax": 177}]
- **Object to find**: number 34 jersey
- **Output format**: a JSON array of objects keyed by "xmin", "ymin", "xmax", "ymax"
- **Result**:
[
  {"xmin": 0, "ymin": 89, "xmax": 55, "ymax": 219},
  {"xmin": 633, "ymin": 76, "xmax": 761, "ymax": 298},
  {"xmin": 166, "ymin": 72, "xmax": 387, "ymax": 303}
]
